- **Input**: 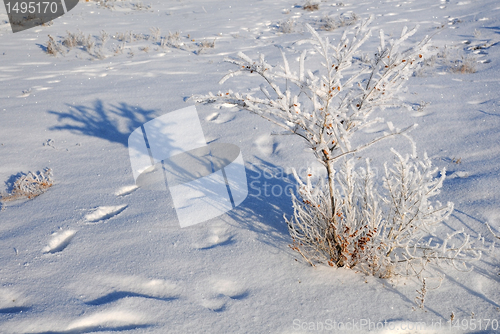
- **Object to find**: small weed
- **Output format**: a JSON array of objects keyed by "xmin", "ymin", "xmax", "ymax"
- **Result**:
[
  {"xmin": 303, "ymin": 1, "xmax": 319, "ymax": 11},
  {"xmin": 448, "ymin": 18, "xmax": 462, "ymax": 26},
  {"xmin": 114, "ymin": 42, "xmax": 125, "ymax": 54},
  {"xmin": 95, "ymin": 48, "xmax": 106, "ymax": 60},
  {"xmin": 413, "ymin": 100, "xmax": 430, "ymax": 112},
  {"xmin": 62, "ymin": 31, "xmax": 77, "ymax": 49},
  {"xmin": 20, "ymin": 89, "xmax": 31, "ymax": 97},
  {"xmin": 164, "ymin": 31, "xmax": 181, "ymax": 48},
  {"xmin": 449, "ymin": 55, "xmax": 477, "ymax": 74},
  {"xmin": 1, "ymin": 168, "xmax": 53, "ymax": 202},
  {"xmin": 133, "ymin": 1, "xmax": 151, "ymax": 10},
  {"xmin": 46, "ymin": 35, "xmax": 61, "ymax": 56},
  {"xmin": 87, "ymin": 0, "xmax": 151, "ymax": 11},
  {"xmin": 43, "ymin": 26, "xmax": 209, "ymax": 60},
  {"xmin": 413, "ymin": 278, "xmax": 427, "ymax": 311},
  {"xmin": 319, "ymin": 16, "xmax": 337, "ymax": 31}
]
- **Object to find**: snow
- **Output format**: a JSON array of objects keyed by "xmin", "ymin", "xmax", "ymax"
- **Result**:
[{"xmin": 0, "ymin": 0, "xmax": 500, "ymax": 333}]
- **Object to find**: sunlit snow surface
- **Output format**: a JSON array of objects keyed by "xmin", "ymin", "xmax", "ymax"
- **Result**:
[{"xmin": 1, "ymin": 0, "xmax": 500, "ymax": 333}]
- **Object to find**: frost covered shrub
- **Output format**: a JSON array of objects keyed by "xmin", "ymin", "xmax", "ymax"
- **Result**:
[
  {"xmin": 86, "ymin": 0, "xmax": 151, "ymax": 11},
  {"xmin": 303, "ymin": 1, "xmax": 319, "ymax": 11},
  {"xmin": 1, "ymin": 168, "xmax": 53, "ymax": 202},
  {"xmin": 196, "ymin": 19, "xmax": 484, "ymax": 280},
  {"xmin": 277, "ymin": 19, "xmax": 296, "ymax": 34}
]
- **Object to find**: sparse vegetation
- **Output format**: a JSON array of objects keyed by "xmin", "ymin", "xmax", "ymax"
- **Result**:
[
  {"xmin": 46, "ymin": 35, "xmax": 62, "ymax": 56},
  {"xmin": 1, "ymin": 169, "xmax": 54, "ymax": 202},
  {"xmin": 44, "ymin": 27, "xmax": 214, "ymax": 60},
  {"xmin": 61, "ymin": 31, "xmax": 95, "ymax": 52},
  {"xmin": 415, "ymin": 43, "xmax": 483, "ymax": 76},
  {"xmin": 277, "ymin": 19, "xmax": 295, "ymax": 34},
  {"xmin": 303, "ymin": 1, "xmax": 319, "ymax": 11},
  {"xmin": 319, "ymin": 12, "xmax": 359, "ymax": 31},
  {"xmin": 84, "ymin": 0, "xmax": 152, "ymax": 11},
  {"xmin": 41, "ymin": 20, "xmax": 53, "ymax": 27},
  {"xmin": 197, "ymin": 19, "xmax": 486, "ymax": 295},
  {"xmin": 163, "ymin": 31, "xmax": 181, "ymax": 48},
  {"xmin": 413, "ymin": 278, "xmax": 427, "ymax": 310},
  {"xmin": 449, "ymin": 55, "xmax": 477, "ymax": 74},
  {"xmin": 114, "ymin": 42, "xmax": 125, "ymax": 54},
  {"xmin": 413, "ymin": 100, "xmax": 430, "ymax": 112},
  {"xmin": 100, "ymin": 30, "xmax": 109, "ymax": 45},
  {"xmin": 195, "ymin": 38, "xmax": 216, "ymax": 54}
]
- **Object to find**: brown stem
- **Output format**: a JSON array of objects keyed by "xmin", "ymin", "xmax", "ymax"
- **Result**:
[{"xmin": 325, "ymin": 158, "xmax": 344, "ymax": 267}]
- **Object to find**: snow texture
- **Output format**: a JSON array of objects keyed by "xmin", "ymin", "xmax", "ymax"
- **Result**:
[{"xmin": 1, "ymin": 0, "xmax": 500, "ymax": 333}]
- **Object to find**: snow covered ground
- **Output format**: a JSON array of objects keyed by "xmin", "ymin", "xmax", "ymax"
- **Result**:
[{"xmin": 1, "ymin": 0, "xmax": 500, "ymax": 333}]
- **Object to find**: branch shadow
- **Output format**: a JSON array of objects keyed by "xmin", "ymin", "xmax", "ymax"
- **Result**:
[
  {"xmin": 225, "ymin": 157, "xmax": 297, "ymax": 252},
  {"xmin": 48, "ymin": 100, "xmax": 158, "ymax": 146},
  {"xmin": 478, "ymin": 109, "xmax": 500, "ymax": 117}
]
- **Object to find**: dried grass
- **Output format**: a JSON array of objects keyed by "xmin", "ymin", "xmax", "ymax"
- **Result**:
[{"xmin": 319, "ymin": 12, "xmax": 359, "ymax": 31}]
